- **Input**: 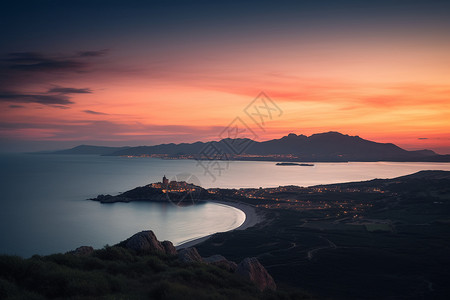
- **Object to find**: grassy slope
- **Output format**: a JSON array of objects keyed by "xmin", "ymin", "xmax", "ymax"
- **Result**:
[{"xmin": 0, "ymin": 246, "xmax": 313, "ymax": 300}]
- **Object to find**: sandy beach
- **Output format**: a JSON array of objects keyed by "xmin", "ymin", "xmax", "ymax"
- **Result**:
[{"xmin": 176, "ymin": 200, "xmax": 264, "ymax": 249}]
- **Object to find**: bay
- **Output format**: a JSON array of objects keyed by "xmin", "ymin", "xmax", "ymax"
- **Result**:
[{"xmin": 1, "ymin": 153, "xmax": 449, "ymax": 257}]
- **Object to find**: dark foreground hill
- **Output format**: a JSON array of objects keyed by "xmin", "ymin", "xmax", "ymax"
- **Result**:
[
  {"xmin": 0, "ymin": 231, "xmax": 312, "ymax": 300},
  {"xmin": 195, "ymin": 170, "xmax": 450, "ymax": 299}
]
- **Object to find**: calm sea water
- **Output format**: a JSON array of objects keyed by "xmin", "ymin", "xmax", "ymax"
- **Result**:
[{"xmin": 1, "ymin": 154, "xmax": 449, "ymax": 257}]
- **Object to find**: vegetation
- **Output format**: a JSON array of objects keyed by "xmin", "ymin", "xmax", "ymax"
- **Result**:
[{"xmin": 0, "ymin": 246, "xmax": 313, "ymax": 300}]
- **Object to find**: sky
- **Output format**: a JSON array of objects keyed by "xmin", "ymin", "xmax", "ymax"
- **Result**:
[{"xmin": 0, "ymin": 0, "xmax": 449, "ymax": 153}]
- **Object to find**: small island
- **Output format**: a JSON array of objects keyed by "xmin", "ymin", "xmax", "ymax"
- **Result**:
[{"xmin": 276, "ymin": 162, "xmax": 314, "ymax": 166}]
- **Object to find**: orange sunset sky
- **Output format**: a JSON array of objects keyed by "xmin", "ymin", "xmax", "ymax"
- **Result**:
[{"xmin": 0, "ymin": 1, "xmax": 449, "ymax": 153}]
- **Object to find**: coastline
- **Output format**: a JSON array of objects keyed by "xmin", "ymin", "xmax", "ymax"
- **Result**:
[{"xmin": 176, "ymin": 200, "xmax": 263, "ymax": 250}]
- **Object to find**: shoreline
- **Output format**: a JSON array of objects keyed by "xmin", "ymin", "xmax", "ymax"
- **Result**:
[{"xmin": 176, "ymin": 200, "xmax": 263, "ymax": 250}]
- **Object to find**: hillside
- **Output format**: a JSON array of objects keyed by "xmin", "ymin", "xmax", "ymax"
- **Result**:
[
  {"xmin": 195, "ymin": 170, "xmax": 450, "ymax": 299},
  {"xmin": 46, "ymin": 132, "xmax": 448, "ymax": 162},
  {"xmin": 0, "ymin": 232, "xmax": 311, "ymax": 300},
  {"xmin": 51, "ymin": 145, "xmax": 130, "ymax": 155},
  {"xmin": 106, "ymin": 132, "xmax": 442, "ymax": 161}
]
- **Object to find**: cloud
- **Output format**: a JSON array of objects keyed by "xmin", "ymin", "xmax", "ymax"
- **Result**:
[
  {"xmin": 0, "ymin": 120, "xmax": 224, "ymax": 142},
  {"xmin": 0, "ymin": 50, "xmax": 106, "ymax": 108},
  {"xmin": 78, "ymin": 49, "xmax": 109, "ymax": 57},
  {"xmin": 0, "ymin": 84, "xmax": 92, "ymax": 107},
  {"xmin": 52, "ymin": 105, "xmax": 71, "ymax": 110},
  {"xmin": 82, "ymin": 110, "xmax": 108, "ymax": 115},
  {"xmin": 10, "ymin": 60, "xmax": 86, "ymax": 72},
  {"xmin": 5, "ymin": 52, "xmax": 87, "ymax": 72},
  {"xmin": 0, "ymin": 92, "xmax": 74, "ymax": 106},
  {"xmin": 0, "ymin": 85, "xmax": 92, "ymax": 108},
  {"xmin": 9, "ymin": 104, "xmax": 24, "ymax": 108},
  {"xmin": 2, "ymin": 50, "xmax": 109, "ymax": 75},
  {"xmin": 48, "ymin": 87, "xmax": 92, "ymax": 94},
  {"xmin": 418, "ymin": 137, "xmax": 428, "ymax": 140}
]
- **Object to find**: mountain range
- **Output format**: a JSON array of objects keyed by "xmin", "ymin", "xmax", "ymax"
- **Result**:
[
  {"xmin": 49, "ymin": 131, "xmax": 450, "ymax": 162},
  {"xmin": 51, "ymin": 145, "xmax": 130, "ymax": 155}
]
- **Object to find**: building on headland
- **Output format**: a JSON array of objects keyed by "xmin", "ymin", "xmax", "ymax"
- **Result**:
[
  {"xmin": 162, "ymin": 175, "xmax": 169, "ymax": 189},
  {"xmin": 150, "ymin": 175, "xmax": 200, "ymax": 194}
]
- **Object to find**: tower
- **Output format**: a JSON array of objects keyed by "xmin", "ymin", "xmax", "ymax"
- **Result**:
[{"xmin": 162, "ymin": 175, "xmax": 169, "ymax": 188}]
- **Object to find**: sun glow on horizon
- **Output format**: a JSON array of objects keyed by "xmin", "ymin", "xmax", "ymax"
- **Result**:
[{"xmin": 1, "ymin": 1, "xmax": 449, "ymax": 153}]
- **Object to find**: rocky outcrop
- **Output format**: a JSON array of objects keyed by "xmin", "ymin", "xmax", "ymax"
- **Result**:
[
  {"xmin": 178, "ymin": 250, "xmax": 275, "ymax": 291},
  {"xmin": 235, "ymin": 257, "xmax": 276, "ymax": 291},
  {"xmin": 161, "ymin": 240, "xmax": 177, "ymax": 255},
  {"xmin": 124, "ymin": 230, "xmax": 176, "ymax": 255},
  {"xmin": 121, "ymin": 232, "xmax": 276, "ymax": 291},
  {"xmin": 178, "ymin": 247, "xmax": 203, "ymax": 263},
  {"xmin": 68, "ymin": 246, "xmax": 94, "ymax": 257},
  {"xmin": 204, "ymin": 254, "xmax": 237, "ymax": 272}
]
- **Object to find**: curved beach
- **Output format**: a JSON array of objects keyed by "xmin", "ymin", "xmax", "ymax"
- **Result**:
[{"xmin": 176, "ymin": 200, "xmax": 263, "ymax": 249}]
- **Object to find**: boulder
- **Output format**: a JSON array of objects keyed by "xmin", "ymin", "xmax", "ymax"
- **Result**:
[
  {"xmin": 235, "ymin": 257, "xmax": 276, "ymax": 291},
  {"xmin": 68, "ymin": 246, "xmax": 94, "ymax": 257},
  {"xmin": 125, "ymin": 230, "xmax": 165, "ymax": 254},
  {"xmin": 178, "ymin": 247, "xmax": 203, "ymax": 263},
  {"xmin": 204, "ymin": 254, "xmax": 237, "ymax": 272},
  {"xmin": 161, "ymin": 240, "xmax": 177, "ymax": 256}
]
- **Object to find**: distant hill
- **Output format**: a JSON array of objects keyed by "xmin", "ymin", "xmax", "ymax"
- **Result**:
[
  {"xmin": 396, "ymin": 170, "xmax": 450, "ymax": 180},
  {"xmin": 49, "ymin": 132, "xmax": 449, "ymax": 162},
  {"xmin": 243, "ymin": 132, "xmax": 432, "ymax": 161},
  {"xmin": 51, "ymin": 145, "xmax": 130, "ymax": 155},
  {"xmin": 313, "ymin": 170, "xmax": 450, "ymax": 189},
  {"xmin": 106, "ymin": 131, "xmax": 445, "ymax": 162}
]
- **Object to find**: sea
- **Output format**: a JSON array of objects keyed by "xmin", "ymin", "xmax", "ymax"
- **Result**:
[{"xmin": 1, "ymin": 153, "xmax": 449, "ymax": 257}]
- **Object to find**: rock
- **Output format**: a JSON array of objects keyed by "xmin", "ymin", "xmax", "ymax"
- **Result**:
[
  {"xmin": 122, "ymin": 230, "xmax": 178, "ymax": 256},
  {"xmin": 204, "ymin": 254, "xmax": 237, "ymax": 271},
  {"xmin": 178, "ymin": 247, "xmax": 203, "ymax": 263},
  {"xmin": 161, "ymin": 240, "xmax": 177, "ymax": 256},
  {"xmin": 125, "ymin": 230, "xmax": 166, "ymax": 254},
  {"xmin": 68, "ymin": 246, "xmax": 94, "ymax": 257},
  {"xmin": 235, "ymin": 257, "xmax": 276, "ymax": 291}
]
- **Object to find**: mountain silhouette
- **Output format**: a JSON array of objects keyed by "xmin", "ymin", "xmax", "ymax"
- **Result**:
[
  {"xmin": 52, "ymin": 145, "xmax": 130, "ymax": 155},
  {"xmin": 98, "ymin": 131, "xmax": 445, "ymax": 162}
]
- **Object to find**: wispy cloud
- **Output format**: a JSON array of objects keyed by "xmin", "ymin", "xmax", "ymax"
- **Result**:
[
  {"xmin": 77, "ymin": 49, "xmax": 109, "ymax": 57},
  {"xmin": 82, "ymin": 110, "xmax": 108, "ymax": 115},
  {"xmin": 0, "ymin": 93, "xmax": 74, "ymax": 106},
  {"xmin": 48, "ymin": 87, "xmax": 92, "ymax": 94},
  {"xmin": 0, "ymin": 86, "xmax": 92, "ymax": 108},
  {"xmin": 5, "ymin": 52, "xmax": 87, "ymax": 73},
  {"xmin": 0, "ymin": 50, "xmax": 105, "ymax": 108},
  {"xmin": 0, "ymin": 50, "xmax": 106, "ymax": 103},
  {"xmin": 0, "ymin": 120, "xmax": 223, "ymax": 142}
]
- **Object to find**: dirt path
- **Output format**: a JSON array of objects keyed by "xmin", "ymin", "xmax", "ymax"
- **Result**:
[{"xmin": 307, "ymin": 236, "xmax": 337, "ymax": 260}]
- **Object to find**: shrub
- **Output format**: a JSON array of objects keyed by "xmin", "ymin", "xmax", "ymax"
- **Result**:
[
  {"xmin": 94, "ymin": 246, "xmax": 135, "ymax": 262},
  {"xmin": 146, "ymin": 256, "xmax": 167, "ymax": 272}
]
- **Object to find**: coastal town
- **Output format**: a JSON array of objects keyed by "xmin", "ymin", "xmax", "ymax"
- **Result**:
[{"xmin": 91, "ymin": 174, "xmax": 409, "ymax": 225}]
